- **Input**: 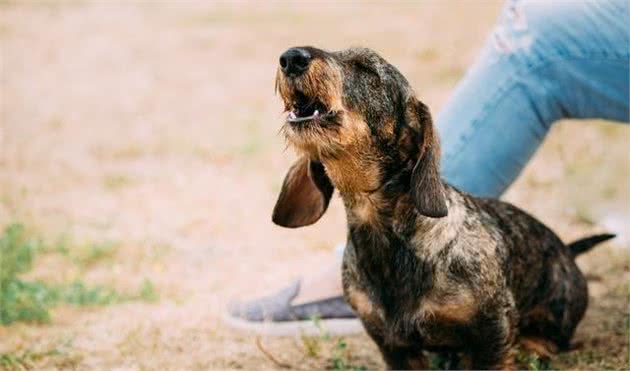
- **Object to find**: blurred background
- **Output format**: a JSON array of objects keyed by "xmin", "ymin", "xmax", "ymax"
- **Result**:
[{"xmin": 0, "ymin": 1, "xmax": 628, "ymax": 369}]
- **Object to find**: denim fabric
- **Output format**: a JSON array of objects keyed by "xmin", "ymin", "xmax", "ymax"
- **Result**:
[{"xmin": 437, "ymin": 0, "xmax": 630, "ymax": 198}]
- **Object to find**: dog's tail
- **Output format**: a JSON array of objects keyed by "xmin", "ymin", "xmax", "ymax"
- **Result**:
[{"xmin": 568, "ymin": 233, "xmax": 615, "ymax": 256}]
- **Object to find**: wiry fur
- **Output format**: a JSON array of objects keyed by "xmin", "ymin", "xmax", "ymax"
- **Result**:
[{"xmin": 272, "ymin": 46, "xmax": 614, "ymax": 370}]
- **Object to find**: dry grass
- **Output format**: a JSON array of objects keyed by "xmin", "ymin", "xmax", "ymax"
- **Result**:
[{"xmin": 0, "ymin": 1, "xmax": 628, "ymax": 369}]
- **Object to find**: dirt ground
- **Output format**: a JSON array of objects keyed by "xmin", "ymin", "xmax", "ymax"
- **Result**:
[{"xmin": 0, "ymin": 1, "xmax": 628, "ymax": 370}]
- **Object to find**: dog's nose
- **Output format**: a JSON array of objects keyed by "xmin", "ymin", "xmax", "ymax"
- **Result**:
[{"xmin": 279, "ymin": 48, "xmax": 311, "ymax": 77}]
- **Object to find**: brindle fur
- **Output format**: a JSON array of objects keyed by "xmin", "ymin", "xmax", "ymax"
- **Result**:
[{"xmin": 272, "ymin": 46, "xmax": 614, "ymax": 369}]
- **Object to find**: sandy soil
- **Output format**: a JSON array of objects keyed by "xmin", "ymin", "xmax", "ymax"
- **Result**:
[{"xmin": 0, "ymin": 1, "xmax": 628, "ymax": 370}]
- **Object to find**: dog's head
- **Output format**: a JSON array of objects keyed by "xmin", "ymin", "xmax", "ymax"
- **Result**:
[{"xmin": 273, "ymin": 47, "xmax": 447, "ymax": 228}]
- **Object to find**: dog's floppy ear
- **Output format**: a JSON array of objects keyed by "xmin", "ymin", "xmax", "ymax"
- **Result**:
[
  {"xmin": 407, "ymin": 99, "xmax": 448, "ymax": 218},
  {"xmin": 272, "ymin": 157, "xmax": 334, "ymax": 228}
]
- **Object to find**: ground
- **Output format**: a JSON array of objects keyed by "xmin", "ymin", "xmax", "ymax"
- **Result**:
[{"xmin": 0, "ymin": 1, "xmax": 628, "ymax": 370}]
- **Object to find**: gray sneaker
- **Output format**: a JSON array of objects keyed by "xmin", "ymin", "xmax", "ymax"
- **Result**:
[{"xmin": 224, "ymin": 280, "xmax": 362, "ymax": 336}]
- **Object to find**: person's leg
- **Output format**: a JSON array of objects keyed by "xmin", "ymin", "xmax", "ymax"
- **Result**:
[
  {"xmin": 439, "ymin": 0, "xmax": 629, "ymax": 196},
  {"xmin": 226, "ymin": 0, "xmax": 630, "ymax": 334}
]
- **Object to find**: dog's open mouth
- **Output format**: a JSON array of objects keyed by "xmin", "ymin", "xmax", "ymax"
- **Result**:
[{"xmin": 287, "ymin": 91, "xmax": 337, "ymax": 125}]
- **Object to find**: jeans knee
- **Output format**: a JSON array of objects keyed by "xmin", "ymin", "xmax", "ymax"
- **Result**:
[
  {"xmin": 492, "ymin": 0, "xmax": 626, "ymax": 61},
  {"xmin": 487, "ymin": 1, "xmax": 541, "ymax": 63}
]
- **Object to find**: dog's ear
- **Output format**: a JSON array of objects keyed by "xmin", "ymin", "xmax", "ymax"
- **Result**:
[
  {"xmin": 407, "ymin": 99, "xmax": 448, "ymax": 218},
  {"xmin": 272, "ymin": 157, "xmax": 334, "ymax": 228}
]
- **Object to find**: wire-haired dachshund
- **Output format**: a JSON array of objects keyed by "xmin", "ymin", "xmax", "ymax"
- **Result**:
[{"xmin": 271, "ymin": 46, "xmax": 614, "ymax": 370}]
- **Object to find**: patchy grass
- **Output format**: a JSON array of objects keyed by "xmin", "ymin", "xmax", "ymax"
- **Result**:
[
  {"xmin": 516, "ymin": 351, "xmax": 551, "ymax": 371},
  {"xmin": 137, "ymin": 278, "xmax": 159, "ymax": 302},
  {"xmin": 253, "ymin": 316, "xmax": 374, "ymax": 370},
  {"xmin": 0, "ymin": 223, "xmax": 50, "ymax": 324},
  {"xmin": 1, "ymin": 279, "xmax": 54, "ymax": 325},
  {"xmin": 288, "ymin": 317, "xmax": 370, "ymax": 370},
  {"xmin": 0, "ymin": 340, "xmax": 82, "ymax": 371},
  {"xmin": 0, "ymin": 223, "xmax": 158, "ymax": 325},
  {"xmin": 328, "ymin": 338, "xmax": 368, "ymax": 371},
  {"xmin": 51, "ymin": 238, "xmax": 118, "ymax": 269}
]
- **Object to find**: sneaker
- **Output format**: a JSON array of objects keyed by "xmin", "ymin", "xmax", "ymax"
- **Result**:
[{"xmin": 224, "ymin": 280, "xmax": 362, "ymax": 336}]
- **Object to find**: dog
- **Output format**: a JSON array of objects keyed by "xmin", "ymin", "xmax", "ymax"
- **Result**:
[{"xmin": 271, "ymin": 46, "xmax": 614, "ymax": 369}]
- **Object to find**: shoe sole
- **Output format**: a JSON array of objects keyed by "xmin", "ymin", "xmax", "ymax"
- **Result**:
[{"xmin": 221, "ymin": 312, "xmax": 364, "ymax": 337}]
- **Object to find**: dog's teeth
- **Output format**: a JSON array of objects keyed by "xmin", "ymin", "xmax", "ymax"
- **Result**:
[
  {"xmin": 288, "ymin": 112, "xmax": 296, "ymax": 119},
  {"xmin": 314, "ymin": 110, "xmax": 319, "ymax": 116}
]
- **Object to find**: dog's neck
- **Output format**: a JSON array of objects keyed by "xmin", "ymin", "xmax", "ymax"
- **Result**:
[
  {"xmin": 324, "ymin": 157, "xmax": 435, "ymax": 225},
  {"xmin": 325, "ymin": 156, "xmax": 460, "ymax": 253},
  {"xmin": 318, "ymin": 144, "xmax": 383, "ymax": 194}
]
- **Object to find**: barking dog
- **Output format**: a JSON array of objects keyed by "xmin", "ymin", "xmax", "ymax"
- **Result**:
[{"xmin": 272, "ymin": 46, "xmax": 613, "ymax": 369}]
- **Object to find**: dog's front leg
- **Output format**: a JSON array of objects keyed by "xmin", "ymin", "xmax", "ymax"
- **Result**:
[
  {"xmin": 362, "ymin": 327, "xmax": 428, "ymax": 370},
  {"xmin": 469, "ymin": 305, "xmax": 518, "ymax": 370},
  {"xmin": 379, "ymin": 345, "xmax": 428, "ymax": 370}
]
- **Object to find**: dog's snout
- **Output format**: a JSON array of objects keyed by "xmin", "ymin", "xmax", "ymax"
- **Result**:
[{"xmin": 279, "ymin": 48, "xmax": 311, "ymax": 77}]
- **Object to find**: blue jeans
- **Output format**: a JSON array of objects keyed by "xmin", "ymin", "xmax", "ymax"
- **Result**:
[{"xmin": 437, "ymin": 0, "xmax": 630, "ymax": 198}]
